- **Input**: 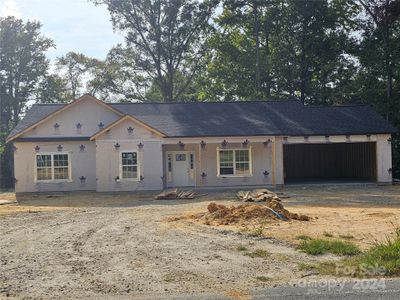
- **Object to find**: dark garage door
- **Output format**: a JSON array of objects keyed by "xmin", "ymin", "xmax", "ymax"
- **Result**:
[{"xmin": 283, "ymin": 142, "xmax": 377, "ymax": 183}]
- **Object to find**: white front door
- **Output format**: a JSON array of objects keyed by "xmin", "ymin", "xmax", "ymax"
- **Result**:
[{"xmin": 166, "ymin": 151, "xmax": 195, "ymax": 187}]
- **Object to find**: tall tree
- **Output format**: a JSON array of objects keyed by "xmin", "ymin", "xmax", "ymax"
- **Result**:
[
  {"xmin": 92, "ymin": 0, "xmax": 218, "ymax": 102},
  {"xmin": 357, "ymin": 0, "xmax": 400, "ymax": 120},
  {"xmin": 55, "ymin": 52, "xmax": 104, "ymax": 100},
  {"xmin": 0, "ymin": 17, "xmax": 54, "ymax": 188}
]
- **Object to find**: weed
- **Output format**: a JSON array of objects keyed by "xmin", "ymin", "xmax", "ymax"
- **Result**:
[
  {"xmin": 296, "ymin": 235, "xmax": 312, "ymax": 240},
  {"xmin": 237, "ymin": 245, "xmax": 248, "ymax": 252},
  {"xmin": 244, "ymin": 249, "xmax": 270, "ymax": 258},
  {"xmin": 255, "ymin": 276, "xmax": 271, "ymax": 282},
  {"xmin": 345, "ymin": 233, "xmax": 400, "ymax": 277},
  {"xmin": 250, "ymin": 226, "xmax": 264, "ymax": 237},
  {"xmin": 299, "ymin": 238, "xmax": 360, "ymax": 256},
  {"xmin": 162, "ymin": 274, "xmax": 175, "ymax": 282}
]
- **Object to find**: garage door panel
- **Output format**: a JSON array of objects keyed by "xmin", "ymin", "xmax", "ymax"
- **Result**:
[{"xmin": 283, "ymin": 142, "xmax": 376, "ymax": 182}]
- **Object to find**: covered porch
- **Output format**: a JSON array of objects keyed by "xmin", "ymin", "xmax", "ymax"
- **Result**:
[{"xmin": 161, "ymin": 136, "xmax": 283, "ymax": 188}]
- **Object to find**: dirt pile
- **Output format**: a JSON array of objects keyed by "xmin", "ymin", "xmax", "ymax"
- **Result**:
[{"xmin": 203, "ymin": 200, "xmax": 310, "ymax": 225}]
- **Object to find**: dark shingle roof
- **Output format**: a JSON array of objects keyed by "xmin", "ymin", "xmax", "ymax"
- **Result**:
[
  {"xmin": 8, "ymin": 104, "xmax": 64, "ymax": 139},
  {"xmin": 7, "ymin": 100, "xmax": 396, "ymax": 140}
]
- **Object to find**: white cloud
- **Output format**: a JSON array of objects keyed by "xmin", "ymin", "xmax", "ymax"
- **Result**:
[{"xmin": 0, "ymin": 0, "xmax": 21, "ymax": 18}]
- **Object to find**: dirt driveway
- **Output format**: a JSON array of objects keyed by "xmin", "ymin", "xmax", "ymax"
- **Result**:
[{"xmin": 1, "ymin": 184, "xmax": 400, "ymax": 299}]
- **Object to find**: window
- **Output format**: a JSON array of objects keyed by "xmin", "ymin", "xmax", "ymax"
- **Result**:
[
  {"xmin": 121, "ymin": 152, "xmax": 138, "ymax": 179},
  {"xmin": 36, "ymin": 153, "xmax": 71, "ymax": 182},
  {"xmin": 175, "ymin": 154, "xmax": 186, "ymax": 161},
  {"xmin": 218, "ymin": 149, "xmax": 251, "ymax": 176}
]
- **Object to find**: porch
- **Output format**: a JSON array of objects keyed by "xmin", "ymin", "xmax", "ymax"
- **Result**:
[{"xmin": 162, "ymin": 137, "xmax": 281, "ymax": 188}]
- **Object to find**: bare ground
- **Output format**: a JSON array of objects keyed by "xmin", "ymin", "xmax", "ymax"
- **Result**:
[{"xmin": 1, "ymin": 185, "xmax": 400, "ymax": 299}]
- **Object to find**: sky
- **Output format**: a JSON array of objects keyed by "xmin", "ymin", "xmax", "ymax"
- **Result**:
[{"xmin": 0, "ymin": 0, "xmax": 124, "ymax": 61}]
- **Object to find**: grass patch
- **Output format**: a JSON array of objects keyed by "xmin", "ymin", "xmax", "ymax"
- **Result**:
[
  {"xmin": 299, "ymin": 238, "xmax": 360, "ymax": 256},
  {"xmin": 255, "ymin": 276, "xmax": 271, "ymax": 282},
  {"xmin": 243, "ymin": 249, "xmax": 270, "ymax": 258},
  {"xmin": 323, "ymin": 231, "xmax": 334, "ymax": 238},
  {"xmin": 343, "ymin": 234, "xmax": 400, "ymax": 277},
  {"xmin": 296, "ymin": 234, "xmax": 312, "ymax": 240},
  {"xmin": 237, "ymin": 245, "xmax": 248, "ymax": 252}
]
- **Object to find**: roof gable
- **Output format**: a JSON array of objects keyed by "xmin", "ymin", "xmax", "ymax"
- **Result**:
[
  {"xmin": 6, "ymin": 95, "xmax": 123, "ymax": 142},
  {"xmin": 90, "ymin": 115, "xmax": 166, "ymax": 140}
]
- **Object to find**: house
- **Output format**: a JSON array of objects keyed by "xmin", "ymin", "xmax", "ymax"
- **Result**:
[{"xmin": 6, "ymin": 95, "xmax": 395, "ymax": 193}]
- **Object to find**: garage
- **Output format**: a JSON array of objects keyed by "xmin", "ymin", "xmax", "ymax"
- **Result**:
[{"xmin": 283, "ymin": 142, "xmax": 377, "ymax": 183}]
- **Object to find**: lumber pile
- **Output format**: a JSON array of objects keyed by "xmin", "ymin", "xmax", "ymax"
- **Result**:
[
  {"xmin": 237, "ymin": 189, "xmax": 280, "ymax": 202},
  {"xmin": 155, "ymin": 189, "xmax": 197, "ymax": 200}
]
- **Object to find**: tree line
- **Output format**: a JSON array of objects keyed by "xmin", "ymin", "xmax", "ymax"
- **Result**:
[{"xmin": 1, "ymin": 0, "xmax": 400, "ymax": 187}]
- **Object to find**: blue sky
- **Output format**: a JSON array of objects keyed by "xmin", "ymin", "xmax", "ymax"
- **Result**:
[{"xmin": 0, "ymin": 0, "xmax": 124, "ymax": 61}]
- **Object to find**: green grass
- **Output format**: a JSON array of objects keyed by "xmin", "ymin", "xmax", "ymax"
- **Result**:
[
  {"xmin": 296, "ymin": 234, "xmax": 312, "ymax": 240},
  {"xmin": 237, "ymin": 245, "xmax": 248, "ymax": 252},
  {"xmin": 343, "ymin": 235, "xmax": 400, "ymax": 277},
  {"xmin": 243, "ymin": 249, "xmax": 270, "ymax": 258},
  {"xmin": 255, "ymin": 276, "xmax": 271, "ymax": 282},
  {"xmin": 301, "ymin": 230, "xmax": 400, "ymax": 278},
  {"xmin": 299, "ymin": 238, "xmax": 361, "ymax": 256}
]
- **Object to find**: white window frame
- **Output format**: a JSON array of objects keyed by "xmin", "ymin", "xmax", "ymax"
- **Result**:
[
  {"xmin": 216, "ymin": 147, "xmax": 252, "ymax": 177},
  {"xmin": 119, "ymin": 150, "xmax": 140, "ymax": 181},
  {"xmin": 34, "ymin": 152, "xmax": 72, "ymax": 183}
]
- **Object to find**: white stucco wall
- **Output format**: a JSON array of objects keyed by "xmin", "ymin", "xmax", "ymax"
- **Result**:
[
  {"xmin": 196, "ymin": 142, "xmax": 273, "ymax": 187},
  {"xmin": 95, "ymin": 140, "xmax": 163, "ymax": 191},
  {"xmin": 95, "ymin": 119, "xmax": 164, "ymax": 192},
  {"xmin": 376, "ymin": 134, "xmax": 393, "ymax": 183},
  {"xmin": 14, "ymin": 141, "xmax": 96, "ymax": 193}
]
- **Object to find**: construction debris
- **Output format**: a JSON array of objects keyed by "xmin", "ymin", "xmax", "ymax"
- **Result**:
[
  {"xmin": 155, "ymin": 189, "xmax": 198, "ymax": 200},
  {"xmin": 237, "ymin": 189, "xmax": 280, "ymax": 202}
]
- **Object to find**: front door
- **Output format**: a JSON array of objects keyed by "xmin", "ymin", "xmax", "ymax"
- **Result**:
[{"xmin": 166, "ymin": 151, "xmax": 195, "ymax": 187}]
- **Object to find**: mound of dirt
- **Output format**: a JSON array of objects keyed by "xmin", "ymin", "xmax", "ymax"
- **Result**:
[
  {"xmin": 167, "ymin": 200, "xmax": 310, "ymax": 226},
  {"xmin": 202, "ymin": 200, "xmax": 310, "ymax": 225}
]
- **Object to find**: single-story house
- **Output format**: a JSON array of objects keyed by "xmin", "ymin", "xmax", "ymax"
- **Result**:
[{"xmin": 6, "ymin": 95, "xmax": 395, "ymax": 193}]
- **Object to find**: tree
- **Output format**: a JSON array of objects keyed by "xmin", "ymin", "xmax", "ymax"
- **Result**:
[
  {"xmin": 0, "ymin": 17, "xmax": 54, "ymax": 188},
  {"xmin": 91, "ymin": 0, "xmax": 218, "ymax": 102},
  {"xmin": 55, "ymin": 52, "xmax": 104, "ymax": 100},
  {"xmin": 201, "ymin": 0, "xmax": 357, "ymax": 103},
  {"xmin": 36, "ymin": 74, "xmax": 70, "ymax": 103},
  {"xmin": 357, "ymin": 0, "xmax": 400, "ymax": 120}
]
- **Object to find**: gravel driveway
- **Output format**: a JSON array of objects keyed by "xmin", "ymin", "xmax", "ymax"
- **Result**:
[
  {"xmin": 0, "ymin": 199, "xmax": 323, "ymax": 299},
  {"xmin": 2, "ymin": 185, "xmax": 400, "ymax": 299}
]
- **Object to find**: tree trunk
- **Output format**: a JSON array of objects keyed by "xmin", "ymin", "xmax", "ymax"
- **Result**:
[
  {"xmin": 383, "ymin": 0, "xmax": 393, "ymax": 120},
  {"xmin": 253, "ymin": 1, "xmax": 261, "ymax": 93},
  {"xmin": 265, "ymin": 23, "xmax": 271, "ymax": 97}
]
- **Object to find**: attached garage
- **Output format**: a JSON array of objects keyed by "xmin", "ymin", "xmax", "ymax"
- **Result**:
[{"xmin": 283, "ymin": 142, "xmax": 377, "ymax": 183}]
